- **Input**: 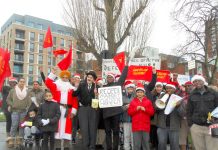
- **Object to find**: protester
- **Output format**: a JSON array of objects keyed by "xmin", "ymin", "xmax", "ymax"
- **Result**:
[
  {"xmin": 38, "ymin": 90, "xmax": 61, "ymax": 150},
  {"xmin": 122, "ymin": 80, "xmax": 136, "ymax": 150},
  {"xmin": 2, "ymin": 77, "xmax": 18, "ymax": 142},
  {"xmin": 187, "ymin": 75, "xmax": 218, "ymax": 150},
  {"xmin": 103, "ymin": 62, "xmax": 129, "ymax": 150},
  {"xmin": 45, "ymin": 68, "xmax": 78, "ymax": 150},
  {"xmin": 73, "ymin": 70, "xmax": 99, "ymax": 150},
  {"xmin": 128, "ymin": 83, "xmax": 155, "ymax": 150},
  {"xmin": 155, "ymin": 82, "xmax": 184, "ymax": 150},
  {"xmin": 178, "ymin": 81, "xmax": 194, "ymax": 150},
  {"xmin": 22, "ymin": 109, "xmax": 40, "ymax": 142},
  {"xmin": 6, "ymin": 78, "xmax": 32, "ymax": 148},
  {"xmin": 29, "ymin": 81, "xmax": 45, "ymax": 108}
]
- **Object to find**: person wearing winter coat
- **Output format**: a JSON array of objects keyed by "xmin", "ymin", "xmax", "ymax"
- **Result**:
[
  {"xmin": 37, "ymin": 90, "xmax": 61, "ymax": 150},
  {"xmin": 128, "ymin": 83, "xmax": 155, "ymax": 150}
]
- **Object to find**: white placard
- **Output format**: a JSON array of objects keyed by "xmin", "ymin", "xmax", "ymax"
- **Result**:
[
  {"xmin": 188, "ymin": 60, "xmax": 195, "ymax": 70},
  {"xmin": 177, "ymin": 74, "xmax": 190, "ymax": 85},
  {"xmin": 98, "ymin": 86, "xmax": 123, "ymax": 108},
  {"xmin": 164, "ymin": 94, "xmax": 183, "ymax": 115}
]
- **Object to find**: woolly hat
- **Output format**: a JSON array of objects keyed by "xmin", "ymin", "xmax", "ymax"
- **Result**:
[
  {"xmin": 191, "ymin": 74, "xmax": 206, "ymax": 83},
  {"xmin": 86, "ymin": 71, "xmax": 97, "ymax": 80},
  {"xmin": 106, "ymin": 72, "xmax": 115, "ymax": 80},
  {"xmin": 8, "ymin": 77, "xmax": 18, "ymax": 83},
  {"xmin": 136, "ymin": 83, "xmax": 145, "ymax": 92},
  {"xmin": 165, "ymin": 81, "xmax": 177, "ymax": 89},
  {"xmin": 59, "ymin": 70, "xmax": 71, "ymax": 79},
  {"xmin": 155, "ymin": 82, "xmax": 163, "ymax": 87},
  {"xmin": 124, "ymin": 80, "xmax": 135, "ymax": 89},
  {"xmin": 73, "ymin": 73, "xmax": 80, "ymax": 79}
]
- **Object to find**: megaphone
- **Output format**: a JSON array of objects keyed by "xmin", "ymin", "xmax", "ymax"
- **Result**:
[{"xmin": 155, "ymin": 94, "xmax": 169, "ymax": 109}]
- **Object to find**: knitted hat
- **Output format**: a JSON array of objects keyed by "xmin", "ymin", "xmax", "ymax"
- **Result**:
[
  {"xmin": 59, "ymin": 70, "xmax": 71, "ymax": 79},
  {"xmin": 8, "ymin": 77, "xmax": 18, "ymax": 83},
  {"xmin": 191, "ymin": 74, "xmax": 206, "ymax": 83},
  {"xmin": 155, "ymin": 82, "xmax": 163, "ymax": 87},
  {"xmin": 124, "ymin": 80, "xmax": 135, "ymax": 89},
  {"xmin": 136, "ymin": 83, "xmax": 145, "ymax": 92},
  {"xmin": 165, "ymin": 81, "xmax": 177, "ymax": 89}
]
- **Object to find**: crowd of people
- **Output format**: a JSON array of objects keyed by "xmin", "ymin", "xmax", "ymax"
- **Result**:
[{"xmin": 1, "ymin": 62, "xmax": 218, "ymax": 150}]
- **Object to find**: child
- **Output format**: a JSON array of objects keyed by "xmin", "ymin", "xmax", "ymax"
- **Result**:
[
  {"xmin": 21, "ymin": 109, "xmax": 40, "ymax": 143},
  {"xmin": 128, "ymin": 83, "xmax": 155, "ymax": 150},
  {"xmin": 38, "ymin": 90, "xmax": 61, "ymax": 150},
  {"xmin": 122, "ymin": 80, "xmax": 136, "ymax": 150}
]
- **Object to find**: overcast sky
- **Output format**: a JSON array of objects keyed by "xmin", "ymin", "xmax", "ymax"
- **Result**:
[{"xmin": 0, "ymin": 0, "xmax": 186, "ymax": 54}]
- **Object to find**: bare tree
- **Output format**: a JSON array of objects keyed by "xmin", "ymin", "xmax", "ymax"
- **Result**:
[
  {"xmin": 172, "ymin": 0, "xmax": 218, "ymax": 84},
  {"xmin": 63, "ymin": 0, "xmax": 153, "ymax": 67}
]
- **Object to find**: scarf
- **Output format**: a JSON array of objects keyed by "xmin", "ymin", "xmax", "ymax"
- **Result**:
[{"xmin": 15, "ymin": 85, "xmax": 27, "ymax": 100}]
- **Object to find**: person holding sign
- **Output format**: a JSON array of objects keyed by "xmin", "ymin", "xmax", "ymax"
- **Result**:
[
  {"xmin": 155, "ymin": 82, "xmax": 184, "ymax": 150},
  {"xmin": 73, "ymin": 70, "xmax": 99, "ymax": 150},
  {"xmin": 187, "ymin": 75, "xmax": 218, "ymax": 150},
  {"xmin": 128, "ymin": 83, "xmax": 155, "ymax": 150},
  {"xmin": 103, "ymin": 59, "xmax": 129, "ymax": 150}
]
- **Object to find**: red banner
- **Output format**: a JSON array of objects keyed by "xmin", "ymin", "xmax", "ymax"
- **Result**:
[
  {"xmin": 57, "ymin": 47, "xmax": 72, "ymax": 70},
  {"xmin": 43, "ymin": 26, "xmax": 53, "ymax": 48},
  {"xmin": 113, "ymin": 52, "xmax": 125, "ymax": 72},
  {"xmin": 127, "ymin": 66, "xmax": 152, "ymax": 81},
  {"xmin": 157, "ymin": 70, "xmax": 170, "ymax": 83}
]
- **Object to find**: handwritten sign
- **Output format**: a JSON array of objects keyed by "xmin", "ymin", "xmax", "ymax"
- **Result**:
[{"xmin": 98, "ymin": 86, "xmax": 123, "ymax": 108}]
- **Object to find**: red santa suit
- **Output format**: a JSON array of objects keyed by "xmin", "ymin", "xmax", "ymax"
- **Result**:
[{"xmin": 45, "ymin": 72, "xmax": 78, "ymax": 140}]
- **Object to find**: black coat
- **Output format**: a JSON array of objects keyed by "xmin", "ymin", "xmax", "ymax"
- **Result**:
[
  {"xmin": 187, "ymin": 86, "xmax": 218, "ymax": 126},
  {"xmin": 2, "ymin": 86, "xmax": 11, "ymax": 112},
  {"xmin": 102, "ymin": 66, "xmax": 128, "ymax": 119},
  {"xmin": 37, "ymin": 100, "xmax": 61, "ymax": 132}
]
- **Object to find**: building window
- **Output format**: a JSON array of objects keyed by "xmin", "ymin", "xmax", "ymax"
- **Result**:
[
  {"xmin": 48, "ymin": 56, "xmax": 52, "ymax": 66},
  {"xmin": 60, "ymin": 38, "xmax": 65, "ymax": 47},
  {"xmin": 38, "ymin": 76, "xmax": 42, "ymax": 85},
  {"xmin": 15, "ymin": 41, "xmax": 24, "ymax": 50},
  {"xmin": 53, "ymin": 57, "xmax": 56, "ymax": 66},
  {"xmin": 29, "ymin": 42, "xmax": 35, "ymax": 52},
  {"xmin": 29, "ymin": 65, "xmax": 33, "ymax": 74},
  {"xmin": 29, "ymin": 54, "xmax": 34, "ymax": 63},
  {"xmin": 28, "ymin": 76, "xmax": 33, "ymax": 85},
  {"xmin": 13, "ymin": 64, "xmax": 23, "ymax": 73},
  {"xmin": 58, "ymin": 30, "xmax": 64, "ymax": 35},
  {"xmin": 39, "ymin": 34, "xmax": 44, "ymax": 43},
  {"xmin": 28, "ymin": 22, "xmax": 34, "ymax": 27},
  {"xmin": 53, "ymin": 37, "xmax": 57, "ymax": 45},
  {"xmin": 39, "ymin": 45, "xmax": 43, "ymax": 53},
  {"xmin": 30, "ymin": 32, "xmax": 35, "ymax": 41},
  {"xmin": 38, "ymin": 55, "xmax": 43, "ymax": 64},
  {"xmin": 15, "ymin": 29, "xmax": 25, "ymax": 39},
  {"xmin": 37, "ymin": 24, "xmax": 43, "ymax": 30},
  {"xmin": 14, "ymin": 53, "xmax": 24, "ymax": 62}
]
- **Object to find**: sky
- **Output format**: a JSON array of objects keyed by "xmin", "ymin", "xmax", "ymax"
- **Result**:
[{"xmin": 0, "ymin": 0, "xmax": 186, "ymax": 54}]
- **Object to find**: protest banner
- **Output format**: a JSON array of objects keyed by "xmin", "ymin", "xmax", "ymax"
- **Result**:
[
  {"xmin": 127, "ymin": 66, "xmax": 152, "ymax": 81},
  {"xmin": 157, "ymin": 70, "xmax": 170, "ymax": 83},
  {"xmin": 98, "ymin": 86, "xmax": 123, "ymax": 108}
]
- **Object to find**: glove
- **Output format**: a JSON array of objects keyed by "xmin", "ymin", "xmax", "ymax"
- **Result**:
[
  {"xmin": 21, "ymin": 121, "xmax": 27, "ymax": 127},
  {"xmin": 42, "ymin": 119, "xmax": 50, "ymax": 126}
]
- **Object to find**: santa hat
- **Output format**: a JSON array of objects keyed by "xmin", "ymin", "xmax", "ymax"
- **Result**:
[
  {"xmin": 74, "ymin": 73, "xmax": 80, "ymax": 79},
  {"xmin": 8, "ymin": 77, "xmax": 18, "ymax": 83},
  {"xmin": 115, "ymin": 74, "xmax": 121, "ymax": 82},
  {"xmin": 59, "ymin": 70, "xmax": 71, "ymax": 79},
  {"xmin": 166, "ymin": 81, "xmax": 177, "ymax": 89},
  {"xmin": 136, "ymin": 83, "xmax": 145, "ymax": 92},
  {"xmin": 184, "ymin": 81, "xmax": 193, "ymax": 86},
  {"xmin": 124, "ymin": 80, "xmax": 135, "ymax": 89},
  {"xmin": 191, "ymin": 74, "xmax": 206, "ymax": 83},
  {"xmin": 155, "ymin": 82, "xmax": 163, "ymax": 87},
  {"xmin": 106, "ymin": 72, "xmax": 115, "ymax": 80},
  {"xmin": 96, "ymin": 77, "xmax": 103, "ymax": 84}
]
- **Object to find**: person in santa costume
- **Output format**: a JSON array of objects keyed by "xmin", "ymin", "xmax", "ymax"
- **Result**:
[{"xmin": 45, "ymin": 67, "xmax": 78, "ymax": 150}]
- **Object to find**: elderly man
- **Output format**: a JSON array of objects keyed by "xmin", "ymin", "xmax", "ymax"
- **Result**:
[{"xmin": 187, "ymin": 75, "xmax": 218, "ymax": 150}]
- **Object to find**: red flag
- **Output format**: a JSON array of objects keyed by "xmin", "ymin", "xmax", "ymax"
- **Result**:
[
  {"xmin": 43, "ymin": 26, "xmax": 53, "ymax": 48},
  {"xmin": 157, "ymin": 70, "xmax": 170, "ymax": 83},
  {"xmin": 127, "ymin": 66, "xmax": 152, "ymax": 81},
  {"xmin": 57, "ymin": 46, "xmax": 72, "ymax": 70},
  {"xmin": 0, "ymin": 48, "xmax": 11, "ymax": 90},
  {"xmin": 53, "ymin": 49, "xmax": 68, "ymax": 57},
  {"xmin": 113, "ymin": 52, "xmax": 125, "ymax": 72}
]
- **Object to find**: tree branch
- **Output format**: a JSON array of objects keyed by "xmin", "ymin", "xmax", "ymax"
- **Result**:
[
  {"xmin": 93, "ymin": 0, "xmax": 106, "ymax": 13},
  {"xmin": 113, "ymin": 0, "xmax": 124, "ymax": 23}
]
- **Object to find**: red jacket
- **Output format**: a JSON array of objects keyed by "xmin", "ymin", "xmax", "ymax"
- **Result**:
[{"xmin": 128, "ymin": 97, "xmax": 155, "ymax": 132}]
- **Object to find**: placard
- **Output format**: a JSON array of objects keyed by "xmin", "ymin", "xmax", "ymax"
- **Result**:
[{"xmin": 98, "ymin": 86, "xmax": 122, "ymax": 108}]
